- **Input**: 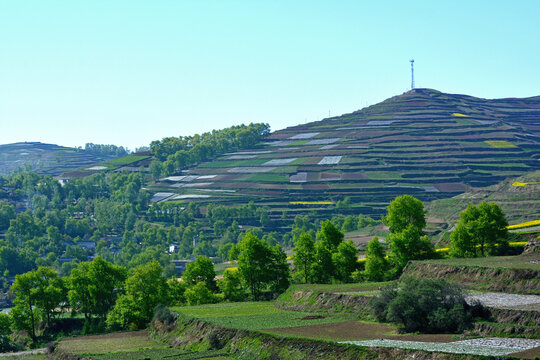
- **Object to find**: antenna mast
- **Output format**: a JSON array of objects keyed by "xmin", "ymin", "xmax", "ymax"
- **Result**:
[{"xmin": 410, "ymin": 59, "xmax": 415, "ymax": 89}]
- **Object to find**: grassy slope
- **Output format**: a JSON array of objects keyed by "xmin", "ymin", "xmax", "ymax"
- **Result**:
[{"xmin": 426, "ymin": 170, "xmax": 540, "ymax": 243}]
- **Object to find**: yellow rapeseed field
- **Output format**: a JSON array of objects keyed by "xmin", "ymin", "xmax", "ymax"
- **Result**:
[
  {"xmin": 512, "ymin": 181, "xmax": 540, "ymax": 187},
  {"xmin": 452, "ymin": 113, "xmax": 469, "ymax": 117},
  {"xmin": 507, "ymin": 219, "xmax": 540, "ymax": 230},
  {"xmin": 484, "ymin": 140, "xmax": 517, "ymax": 148},
  {"xmin": 289, "ymin": 201, "xmax": 334, "ymax": 205}
]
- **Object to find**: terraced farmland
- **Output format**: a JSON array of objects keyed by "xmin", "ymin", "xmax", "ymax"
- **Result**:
[
  {"xmin": 148, "ymin": 89, "xmax": 540, "ymax": 224},
  {"xmin": 0, "ymin": 142, "xmax": 124, "ymax": 176}
]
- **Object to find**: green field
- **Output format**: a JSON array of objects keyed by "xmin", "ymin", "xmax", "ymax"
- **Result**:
[
  {"xmin": 173, "ymin": 302, "xmax": 356, "ymax": 331},
  {"xmin": 92, "ymin": 349, "xmax": 230, "ymax": 360},
  {"xmin": 416, "ymin": 255, "xmax": 540, "ymax": 270},
  {"xmin": 287, "ymin": 281, "xmax": 393, "ymax": 294}
]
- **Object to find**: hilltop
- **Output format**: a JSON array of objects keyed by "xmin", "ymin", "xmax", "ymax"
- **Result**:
[
  {"xmin": 145, "ymin": 88, "xmax": 539, "ymax": 224},
  {"xmin": 0, "ymin": 142, "xmax": 127, "ymax": 176}
]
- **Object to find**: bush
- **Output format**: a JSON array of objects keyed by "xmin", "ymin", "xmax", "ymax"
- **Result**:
[
  {"xmin": 370, "ymin": 278, "xmax": 476, "ymax": 333},
  {"xmin": 0, "ymin": 335, "xmax": 15, "ymax": 352},
  {"xmin": 153, "ymin": 304, "xmax": 175, "ymax": 325}
]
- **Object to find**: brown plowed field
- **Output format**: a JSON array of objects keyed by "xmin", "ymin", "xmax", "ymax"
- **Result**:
[{"xmin": 265, "ymin": 321, "xmax": 455, "ymax": 343}]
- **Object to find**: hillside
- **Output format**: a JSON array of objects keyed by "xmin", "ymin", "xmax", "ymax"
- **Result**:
[
  {"xmin": 0, "ymin": 142, "xmax": 124, "ymax": 176},
  {"xmin": 147, "ymin": 88, "xmax": 540, "ymax": 223},
  {"xmin": 426, "ymin": 170, "xmax": 540, "ymax": 239}
]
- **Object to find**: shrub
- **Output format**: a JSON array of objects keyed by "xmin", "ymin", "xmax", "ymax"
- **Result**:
[
  {"xmin": 0, "ymin": 335, "xmax": 15, "ymax": 353},
  {"xmin": 153, "ymin": 304, "xmax": 175, "ymax": 325},
  {"xmin": 370, "ymin": 278, "xmax": 476, "ymax": 333}
]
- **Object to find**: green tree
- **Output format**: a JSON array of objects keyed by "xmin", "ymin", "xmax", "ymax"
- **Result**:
[
  {"xmin": 68, "ymin": 257, "xmax": 127, "ymax": 322},
  {"xmin": 167, "ymin": 278, "xmax": 188, "ymax": 305},
  {"xmin": 107, "ymin": 261, "xmax": 169, "ymax": 329},
  {"xmin": 364, "ymin": 237, "xmax": 388, "ymax": 282},
  {"xmin": 0, "ymin": 200, "xmax": 15, "ymax": 231},
  {"xmin": 218, "ymin": 269, "xmax": 244, "ymax": 302},
  {"xmin": 332, "ymin": 240, "xmax": 358, "ymax": 282},
  {"xmin": 218, "ymin": 243, "xmax": 233, "ymax": 261},
  {"xmin": 228, "ymin": 243, "xmax": 239, "ymax": 261},
  {"xmin": 34, "ymin": 267, "xmax": 66, "ymax": 327},
  {"xmin": 237, "ymin": 233, "xmax": 289, "ymax": 299},
  {"xmin": 269, "ymin": 244, "xmax": 290, "ymax": 293},
  {"xmin": 388, "ymin": 224, "xmax": 435, "ymax": 272},
  {"xmin": 383, "ymin": 195, "xmax": 426, "ymax": 233},
  {"xmin": 185, "ymin": 282, "xmax": 216, "ymax": 306},
  {"xmin": 182, "ymin": 256, "xmax": 217, "ymax": 291},
  {"xmin": 0, "ymin": 313, "xmax": 11, "ymax": 336},
  {"xmin": 317, "ymin": 220, "xmax": 344, "ymax": 250},
  {"xmin": 293, "ymin": 232, "xmax": 315, "ymax": 283},
  {"xmin": 149, "ymin": 160, "xmax": 163, "ymax": 181},
  {"xmin": 10, "ymin": 267, "xmax": 65, "ymax": 339},
  {"xmin": 237, "ymin": 233, "xmax": 269, "ymax": 299},
  {"xmin": 450, "ymin": 201, "xmax": 509, "ymax": 257},
  {"xmin": 10, "ymin": 270, "xmax": 41, "ymax": 340},
  {"xmin": 310, "ymin": 241, "xmax": 334, "ymax": 283}
]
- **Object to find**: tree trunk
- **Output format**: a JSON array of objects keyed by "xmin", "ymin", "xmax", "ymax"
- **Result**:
[{"xmin": 28, "ymin": 298, "xmax": 35, "ymax": 341}]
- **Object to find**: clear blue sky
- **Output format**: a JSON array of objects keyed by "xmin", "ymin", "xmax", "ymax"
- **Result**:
[{"xmin": 1, "ymin": 1, "xmax": 539, "ymax": 150}]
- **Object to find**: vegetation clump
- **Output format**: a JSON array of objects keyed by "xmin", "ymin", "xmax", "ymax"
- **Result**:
[{"xmin": 370, "ymin": 278, "xmax": 479, "ymax": 333}]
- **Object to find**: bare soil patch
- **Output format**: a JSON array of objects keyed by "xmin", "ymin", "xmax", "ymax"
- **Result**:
[
  {"xmin": 302, "ymin": 184, "xmax": 329, "ymax": 190},
  {"xmin": 265, "ymin": 321, "xmax": 395, "ymax": 341},
  {"xmin": 297, "ymin": 315, "xmax": 326, "ymax": 320},
  {"xmin": 510, "ymin": 346, "xmax": 540, "ymax": 359}
]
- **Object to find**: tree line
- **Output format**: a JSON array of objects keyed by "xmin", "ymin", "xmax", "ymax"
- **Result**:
[
  {"xmin": 148, "ymin": 123, "xmax": 270, "ymax": 179},
  {"xmin": 3, "ymin": 229, "xmax": 289, "ymax": 345}
]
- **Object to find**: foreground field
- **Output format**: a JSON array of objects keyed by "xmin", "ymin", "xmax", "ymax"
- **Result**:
[
  {"xmin": 173, "ymin": 301, "xmax": 356, "ymax": 331},
  {"xmin": 171, "ymin": 299, "xmax": 540, "ymax": 359},
  {"xmin": 57, "ymin": 331, "xmax": 232, "ymax": 360}
]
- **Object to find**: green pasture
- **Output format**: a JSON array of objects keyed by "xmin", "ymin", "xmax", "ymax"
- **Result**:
[{"xmin": 173, "ymin": 301, "xmax": 355, "ymax": 331}]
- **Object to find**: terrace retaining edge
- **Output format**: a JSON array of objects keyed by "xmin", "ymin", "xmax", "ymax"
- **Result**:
[{"xmin": 152, "ymin": 316, "xmax": 495, "ymax": 360}]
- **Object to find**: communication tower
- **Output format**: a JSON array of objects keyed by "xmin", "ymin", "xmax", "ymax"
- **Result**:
[{"xmin": 410, "ymin": 59, "xmax": 415, "ymax": 89}]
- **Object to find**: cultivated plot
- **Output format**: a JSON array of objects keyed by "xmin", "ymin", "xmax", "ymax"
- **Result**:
[
  {"xmin": 262, "ymin": 158, "xmax": 298, "ymax": 166},
  {"xmin": 150, "ymin": 192, "xmax": 175, "ymax": 202},
  {"xmin": 288, "ymin": 132, "xmax": 319, "ymax": 139},
  {"xmin": 318, "ymin": 156, "xmax": 342, "ymax": 165},
  {"xmin": 340, "ymin": 338, "xmax": 540, "ymax": 357},
  {"xmin": 306, "ymin": 138, "xmax": 340, "ymax": 145},
  {"xmin": 466, "ymin": 292, "xmax": 540, "ymax": 309}
]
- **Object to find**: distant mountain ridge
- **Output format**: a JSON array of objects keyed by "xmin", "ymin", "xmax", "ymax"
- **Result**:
[{"xmin": 0, "ymin": 142, "xmax": 122, "ymax": 176}]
